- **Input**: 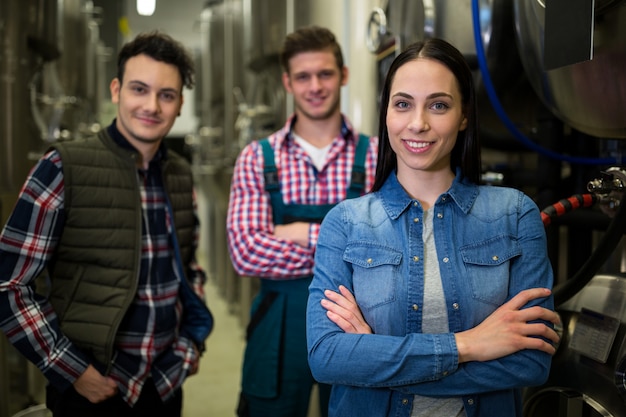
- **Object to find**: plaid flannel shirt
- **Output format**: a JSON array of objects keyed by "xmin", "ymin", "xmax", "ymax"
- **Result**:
[
  {"xmin": 0, "ymin": 123, "xmax": 206, "ymax": 405},
  {"xmin": 226, "ymin": 115, "xmax": 378, "ymax": 279}
]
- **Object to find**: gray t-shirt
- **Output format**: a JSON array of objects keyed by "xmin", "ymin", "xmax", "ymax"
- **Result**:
[{"xmin": 411, "ymin": 208, "xmax": 465, "ymax": 417}]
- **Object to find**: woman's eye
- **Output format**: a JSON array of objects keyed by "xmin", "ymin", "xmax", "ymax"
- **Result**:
[{"xmin": 432, "ymin": 102, "xmax": 449, "ymax": 111}]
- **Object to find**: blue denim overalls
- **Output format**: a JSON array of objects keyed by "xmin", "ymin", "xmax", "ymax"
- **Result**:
[{"xmin": 237, "ymin": 134, "xmax": 369, "ymax": 417}]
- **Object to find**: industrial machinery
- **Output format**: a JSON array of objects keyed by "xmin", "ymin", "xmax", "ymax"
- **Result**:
[
  {"xmin": 525, "ymin": 168, "xmax": 626, "ymax": 416},
  {"xmin": 512, "ymin": 0, "xmax": 626, "ymax": 414}
]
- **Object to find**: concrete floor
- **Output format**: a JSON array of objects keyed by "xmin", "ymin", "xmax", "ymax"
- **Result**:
[
  {"xmin": 181, "ymin": 276, "xmax": 322, "ymax": 417},
  {"xmin": 182, "ymin": 278, "xmax": 246, "ymax": 417}
]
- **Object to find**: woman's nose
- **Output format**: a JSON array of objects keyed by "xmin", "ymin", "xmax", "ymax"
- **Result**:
[{"xmin": 408, "ymin": 111, "xmax": 429, "ymax": 132}]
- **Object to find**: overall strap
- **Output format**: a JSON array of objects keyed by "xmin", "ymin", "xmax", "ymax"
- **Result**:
[
  {"xmin": 259, "ymin": 138, "xmax": 287, "ymax": 224},
  {"xmin": 347, "ymin": 133, "xmax": 370, "ymax": 199},
  {"xmin": 260, "ymin": 134, "xmax": 369, "ymax": 224}
]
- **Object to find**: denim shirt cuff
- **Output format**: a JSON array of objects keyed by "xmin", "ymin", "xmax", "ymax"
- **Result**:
[{"xmin": 436, "ymin": 333, "xmax": 460, "ymax": 377}]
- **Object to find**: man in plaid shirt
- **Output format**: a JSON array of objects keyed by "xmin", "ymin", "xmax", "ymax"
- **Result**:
[
  {"xmin": 0, "ymin": 32, "xmax": 212, "ymax": 417},
  {"xmin": 226, "ymin": 26, "xmax": 378, "ymax": 417}
]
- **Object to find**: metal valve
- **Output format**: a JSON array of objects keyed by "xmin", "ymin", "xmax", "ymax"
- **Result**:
[{"xmin": 587, "ymin": 167, "xmax": 626, "ymax": 216}]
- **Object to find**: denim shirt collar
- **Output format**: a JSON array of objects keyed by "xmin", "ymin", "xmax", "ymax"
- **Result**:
[
  {"xmin": 378, "ymin": 167, "xmax": 479, "ymax": 219},
  {"xmin": 446, "ymin": 167, "xmax": 480, "ymax": 214}
]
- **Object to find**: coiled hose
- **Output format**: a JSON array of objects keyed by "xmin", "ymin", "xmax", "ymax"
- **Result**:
[
  {"xmin": 541, "ymin": 194, "xmax": 597, "ymax": 227},
  {"xmin": 546, "ymin": 192, "xmax": 626, "ymax": 306}
]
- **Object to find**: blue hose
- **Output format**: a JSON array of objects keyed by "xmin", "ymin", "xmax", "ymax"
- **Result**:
[{"xmin": 470, "ymin": 0, "xmax": 618, "ymax": 165}]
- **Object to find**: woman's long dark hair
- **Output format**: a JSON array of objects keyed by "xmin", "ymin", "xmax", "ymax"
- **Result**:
[{"xmin": 372, "ymin": 38, "xmax": 481, "ymax": 192}]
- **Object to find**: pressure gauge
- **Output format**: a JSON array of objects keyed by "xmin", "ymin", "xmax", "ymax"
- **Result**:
[{"xmin": 366, "ymin": 7, "xmax": 388, "ymax": 53}]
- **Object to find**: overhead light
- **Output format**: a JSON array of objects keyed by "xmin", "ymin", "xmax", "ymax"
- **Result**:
[{"xmin": 137, "ymin": 0, "xmax": 156, "ymax": 16}]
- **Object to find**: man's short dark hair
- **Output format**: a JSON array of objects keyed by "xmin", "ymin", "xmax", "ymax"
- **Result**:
[
  {"xmin": 117, "ymin": 31, "xmax": 195, "ymax": 89},
  {"xmin": 279, "ymin": 26, "xmax": 344, "ymax": 73}
]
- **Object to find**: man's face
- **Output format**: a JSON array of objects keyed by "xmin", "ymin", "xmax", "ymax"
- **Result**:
[
  {"xmin": 110, "ymin": 54, "xmax": 183, "ymax": 147},
  {"xmin": 282, "ymin": 50, "xmax": 347, "ymax": 122}
]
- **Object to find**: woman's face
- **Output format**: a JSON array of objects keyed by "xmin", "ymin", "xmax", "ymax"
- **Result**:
[{"xmin": 386, "ymin": 57, "xmax": 467, "ymax": 179}]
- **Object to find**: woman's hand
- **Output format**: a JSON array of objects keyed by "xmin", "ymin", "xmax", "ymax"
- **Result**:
[
  {"xmin": 455, "ymin": 288, "xmax": 561, "ymax": 363},
  {"xmin": 321, "ymin": 285, "xmax": 372, "ymax": 334}
]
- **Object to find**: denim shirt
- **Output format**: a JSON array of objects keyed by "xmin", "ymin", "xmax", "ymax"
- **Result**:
[{"xmin": 307, "ymin": 171, "xmax": 554, "ymax": 417}]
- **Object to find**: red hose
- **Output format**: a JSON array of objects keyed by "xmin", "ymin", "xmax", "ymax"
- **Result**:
[{"xmin": 541, "ymin": 194, "xmax": 597, "ymax": 227}]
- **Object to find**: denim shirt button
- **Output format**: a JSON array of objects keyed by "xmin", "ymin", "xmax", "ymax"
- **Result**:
[
  {"xmin": 437, "ymin": 212, "xmax": 443, "ymax": 219},
  {"xmin": 402, "ymin": 398, "xmax": 409, "ymax": 405},
  {"xmin": 412, "ymin": 304, "xmax": 419, "ymax": 311},
  {"xmin": 413, "ymin": 217, "xmax": 419, "ymax": 223},
  {"xmin": 413, "ymin": 202, "xmax": 419, "ymax": 207},
  {"xmin": 452, "ymin": 303, "xmax": 459, "ymax": 310},
  {"xmin": 442, "ymin": 257, "xmax": 449, "ymax": 263},
  {"xmin": 467, "ymin": 398, "xmax": 475, "ymax": 405},
  {"xmin": 413, "ymin": 256, "xmax": 419, "ymax": 262},
  {"xmin": 367, "ymin": 258, "xmax": 373, "ymax": 264},
  {"xmin": 442, "ymin": 371, "xmax": 448, "ymax": 376},
  {"xmin": 492, "ymin": 255, "xmax": 499, "ymax": 261}
]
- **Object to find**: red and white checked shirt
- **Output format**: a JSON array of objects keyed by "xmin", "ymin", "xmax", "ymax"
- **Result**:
[{"xmin": 226, "ymin": 115, "xmax": 378, "ymax": 279}]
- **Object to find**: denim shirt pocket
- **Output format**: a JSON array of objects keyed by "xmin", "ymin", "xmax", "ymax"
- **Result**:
[
  {"xmin": 344, "ymin": 242, "xmax": 402, "ymax": 310},
  {"xmin": 459, "ymin": 235, "xmax": 521, "ymax": 306}
]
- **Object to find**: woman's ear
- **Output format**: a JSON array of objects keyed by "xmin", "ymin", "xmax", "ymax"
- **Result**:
[{"xmin": 459, "ymin": 116, "xmax": 468, "ymax": 131}]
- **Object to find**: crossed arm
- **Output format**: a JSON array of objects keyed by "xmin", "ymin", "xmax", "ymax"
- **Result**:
[{"xmin": 321, "ymin": 285, "xmax": 560, "ymax": 363}]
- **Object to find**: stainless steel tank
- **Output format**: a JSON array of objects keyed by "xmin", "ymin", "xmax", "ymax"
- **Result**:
[
  {"xmin": 238, "ymin": 0, "xmax": 285, "ymax": 148},
  {"xmin": 193, "ymin": 0, "xmax": 251, "ymax": 309},
  {"xmin": 0, "ymin": 0, "xmax": 53, "ymax": 196},
  {"xmin": 192, "ymin": 0, "xmax": 227, "ymax": 298},
  {"xmin": 514, "ymin": 0, "xmax": 626, "ymax": 139},
  {"xmin": 1, "ymin": 0, "xmax": 110, "ymax": 198},
  {"xmin": 197, "ymin": 1, "xmax": 226, "ymax": 139},
  {"xmin": 245, "ymin": 0, "xmax": 286, "ymax": 74},
  {"xmin": 380, "ymin": 0, "xmax": 476, "ymax": 53},
  {"xmin": 27, "ymin": 0, "xmax": 106, "ymax": 145},
  {"xmin": 49, "ymin": 0, "xmax": 104, "ymax": 139}
]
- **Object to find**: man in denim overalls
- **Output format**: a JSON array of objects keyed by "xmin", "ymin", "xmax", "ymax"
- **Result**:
[{"xmin": 226, "ymin": 25, "xmax": 378, "ymax": 417}]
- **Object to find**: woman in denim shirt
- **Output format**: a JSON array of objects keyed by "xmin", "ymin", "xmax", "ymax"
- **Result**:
[{"xmin": 306, "ymin": 38, "xmax": 560, "ymax": 417}]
